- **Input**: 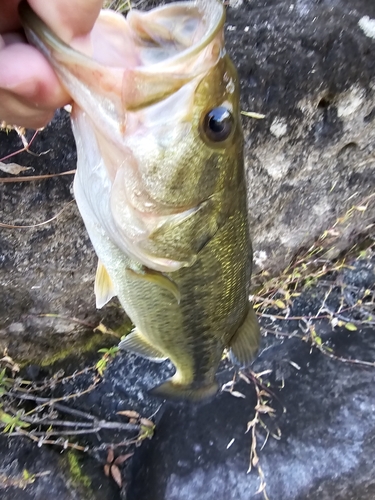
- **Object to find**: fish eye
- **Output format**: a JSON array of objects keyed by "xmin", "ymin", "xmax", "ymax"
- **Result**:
[{"xmin": 202, "ymin": 106, "xmax": 234, "ymax": 142}]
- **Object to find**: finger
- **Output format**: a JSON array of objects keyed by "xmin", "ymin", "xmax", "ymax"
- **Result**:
[
  {"xmin": 0, "ymin": 0, "xmax": 22, "ymax": 33},
  {"xmin": 0, "ymin": 43, "xmax": 69, "ymax": 106},
  {"xmin": 28, "ymin": 0, "xmax": 104, "ymax": 42},
  {"xmin": 0, "ymin": 89, "xmax": 55, "ymax": 128},
  {"xmin": 0, "ymin": 43, "xmax": 70, "ymax": 124}
]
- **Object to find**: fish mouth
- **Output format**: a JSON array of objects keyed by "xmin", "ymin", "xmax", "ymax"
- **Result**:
[
  {"xmin": 19, "ymin": 0, "xmax": 225, "ymax": 63},
  {"xmin": 19, "ymin": 0, "xmax": 225, "ymax": 108},
  {"xmin": 19, "ymin": 0, "xmax": 227, "ymax": 151},
  {"xmin": 123, "ymin": 0, "xmax": 225, "ymax": 68}
]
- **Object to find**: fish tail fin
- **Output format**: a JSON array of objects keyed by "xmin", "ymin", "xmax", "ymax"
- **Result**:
[
  {"xmin": 150, "ymin": 379, "xmax": 219, "ymax": 402},
  {"xmin": 229, "ymin": 304, "xmax": 260, "ymax": 368}
]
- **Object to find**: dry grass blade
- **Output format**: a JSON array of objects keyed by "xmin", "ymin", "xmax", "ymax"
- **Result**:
[
  {"xmin": 241, "ymin": 110, "xmax": 266, "ymax": 119},
  {"xmin": 0, "ymin": 200, "xmax": 75, "ymax": 228},
  {"xmin": 222, "ymin": 370, "xmax": 278, "ymax": 500},
  {"xmin": 0, "ymin": 169, "xmax": 76, "ymax": 183},
  {"xmin": 0, "ymin": 129, "xmax": 43, "ymax": 162},
  {"xmin": 103, "ymin": 0, "xmax": 132, "ymax": 12}
]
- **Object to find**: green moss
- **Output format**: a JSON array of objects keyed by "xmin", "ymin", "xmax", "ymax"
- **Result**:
[
  {"xmin": 16, "ymin": 318, "xmax": 132, "ymax": 369},
  {"xmin": 38, "ymin": 332, "xmax": 107, "ymax": 368},
  {"xmin": 16, "ymin": 331, "xmax": 118, "ymax": 370},
  {"xmin": 114, "ymin": 319, "xmax": 133, "ymax": 338},
  {"xmin": 63, "ymin": 450, "xmax": 92, "ymax": 493},
  {"xmin": 35, "ymin": 319, "xmax": 133, "ymax": 368}
]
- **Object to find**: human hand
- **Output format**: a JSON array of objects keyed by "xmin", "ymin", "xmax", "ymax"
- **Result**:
[{"xmin": 0, "ymin": 0, "xmax": 103, "ymax": 128}]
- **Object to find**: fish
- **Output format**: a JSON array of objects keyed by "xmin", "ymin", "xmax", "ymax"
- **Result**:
[{"xmin": 19, "ymin": 0, "xmax": 260, "ymax": 401}]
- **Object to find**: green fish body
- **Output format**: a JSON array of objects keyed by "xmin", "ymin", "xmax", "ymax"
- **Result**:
[{"xmin": 20, "ymin": 0, "xmax": 260, "ymax": 400}]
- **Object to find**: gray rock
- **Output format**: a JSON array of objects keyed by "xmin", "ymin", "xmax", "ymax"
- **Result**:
[
  {"xmin": 226, "ymin": 0, "xmax": 375, "ymax": 272},
  {"xmin": 0, "ymin": 112, "xmax": 127, "ymax": 363},
  {"xmin": 0, "ymin": 437, "xmax": 119, "ymax": 500},
  {"xmin": 127, "ymin": 326, "xmax": 375, "ymax": 499}
]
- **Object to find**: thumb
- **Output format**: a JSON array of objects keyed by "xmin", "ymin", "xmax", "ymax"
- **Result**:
[{"xmin": 27, "ymin": 0, "xmax": 104, "ymax": 43}]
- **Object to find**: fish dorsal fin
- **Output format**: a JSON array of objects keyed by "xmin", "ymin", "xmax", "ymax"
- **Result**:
[
  {"xmin": 229, "ymin": 305, "xmax": 260, "ymax": 368},
  {"xmin": 94, "ymin": 260, "xmax": 116, "ymax": 309},
  {"xmin": 118, "ymin": 328, "xmax": 167, "ymax": 362},
  {"xmin": 125, "ymin": 268, "xmax": 181, "ymax": 304}
]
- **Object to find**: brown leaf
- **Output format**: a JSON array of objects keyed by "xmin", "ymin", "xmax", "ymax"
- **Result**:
[
  {"xmin": 238, "ymin": 372, "xmax": 251, "ymax": 384},
  {"xmin": 255, "ymin": 404, "xmax": 275, "ymax": 414},
  {"xmin": 106, "ymin": 448, "xmax": 114, "ymax": 464},
  {"xmin": 246, "ymin": 417, "xmax": 258, "ymax": 431},
  {"xmin": 114, "ymin": 453, "xmax": 133, "ymax": 466},
  {"xmin": 104, "ymin": 464, "xmax": 111, "ymax": 477},
  {"xmin": 258, "ymin": 390, "xmax": 271, "ymax": 397},
  {"xmin": 0, "ymin": 162, "xmax": 32, "ymax": 175},
  {"xmin": 140, "ymin": 418, "xmax": 154, "ymax": 428},
  {"xmin": 230, "ymin": 391, "xmax": 246, "ymax": 399},
  {"xmin": 110, "ymin": 464, "xmax": 122, "ymax": 488},
  {"xmin": 117, "ymin": 410, "xmax": 140, "ymax": 419}
]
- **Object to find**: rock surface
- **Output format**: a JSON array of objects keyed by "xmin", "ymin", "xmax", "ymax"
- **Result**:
[
  {"xmin": 0, "ymin": 111, "xmax": 121, "ymax": 363},
  {"xmin": 0, "ymin": 112, "xmax": 128, "ymax": 364},
  {"xmin": 128, "ymin": 327, "xmax": 375, "ymax": 500},
  {"xmin": 228, "ymin": 0, "xmax": 375, "ymax": 272},
  {"xmin": 0, "ymin": 438, "xmax": 119, "ymax": 500}
]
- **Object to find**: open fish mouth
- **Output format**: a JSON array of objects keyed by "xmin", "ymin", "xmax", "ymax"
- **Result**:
[{"xmin": 19, "ymin": 0, "xmax": 225, "ymax": 109}]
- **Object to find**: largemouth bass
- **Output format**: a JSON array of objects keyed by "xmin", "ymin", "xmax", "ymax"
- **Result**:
[{"xmin": 19, "ymin": 0, "xmax": 260, "ymax": 401}]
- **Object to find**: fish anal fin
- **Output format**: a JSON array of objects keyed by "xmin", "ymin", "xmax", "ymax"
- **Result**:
[
  {"xmin": 150, "ymin": 378, "xmax": 218, "ymax": 402},
  {"xmin": 94, "ymin": 260, "xmax": 116, "ymax": 309},
  {"xmin": 118, "ymin": 328, "xmax": 167, "ymax": 362},
  {"xmin": 229, "ymin": 305, "xmax": 260, "ymax": 368}
]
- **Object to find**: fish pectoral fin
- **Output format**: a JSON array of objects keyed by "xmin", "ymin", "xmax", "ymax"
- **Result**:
[
  {"xmin": 229, "ymin": 305, "xmax": 260, "ymax": 368},
  {"xmin": 150, "ymin": 378, "xmax": 219, "ymax": 402},
  {"xmin": 94, "ymin": 260, "xmax": 116, "ymax": 309},
  {"xmin": 118, "ymin": 328, "xmax": 167, "ymax": 362},
  {"xmin": 147, "ymin": 193, "xmax": 231, "ymax": 267},
  {"xmin": 125, "ymin": 268, "xmax": 181, "ymax": 304}
]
